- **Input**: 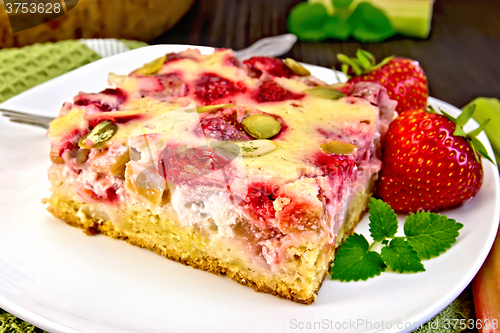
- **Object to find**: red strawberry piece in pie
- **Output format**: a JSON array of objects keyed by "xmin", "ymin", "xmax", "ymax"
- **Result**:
[
  {"xmin": 140, "ymin": 73, "xmax": 189, "ymax": 100},
  {"xmin": 194, "ymin": 73, "xmax": 246, "ymax": 104},
  {"xmin": 74, "ymin": 88, "xmax": 127, "ymax": 112},
  {"xmin": 200, "ymin": 108, "xmax": 253, "ymax": 141},
  {"xmin": 157, "ymin": 142, "xmax": 239, "ymax": 188},
  {"xmin": 239, "ymin": 182, "xmax": 279, "ymax": 230},
  {"xmin": 253, "ymin": 80, "xmax": 305, "ymax": 103},
  {"xmin": 165, "ymin": 52, "xmax": 199, "ymax": 64},
  {"xmin": 244, "ymin": 56, "xmax": 294, "ymax": 78},
  {"xmin": 86, "ymin": 112, "xmax": 144, "ymax": 129},
  {"xmin": 312, "ymin": 152, "xmax": 356, "ymax": 179},
  {"xmin": 224, "ymin": 54, "xmax": 243, "ymax": 68}
]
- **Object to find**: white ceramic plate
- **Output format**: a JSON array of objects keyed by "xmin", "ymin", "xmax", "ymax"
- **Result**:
[{"xmin": 0, "ymin": 45, "xmax": 498, "ymax": 333}]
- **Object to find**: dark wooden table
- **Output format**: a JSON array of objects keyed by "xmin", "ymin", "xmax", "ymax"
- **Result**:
[{"xmin": 151, "ymin": 0, "xmax": 500, "ymax": 109}]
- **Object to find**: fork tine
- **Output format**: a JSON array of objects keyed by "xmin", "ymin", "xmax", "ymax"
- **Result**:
[
  {"xmin": 2, "ymin": 113, "xmax": 53, "ymax": 124},
  {"xmin": 8, "ymin": 118, "xmax": 50, "ymax": 129},
  {"xmin": 0, "ymin": 108, "xmax": 54, "ymax": 122}
]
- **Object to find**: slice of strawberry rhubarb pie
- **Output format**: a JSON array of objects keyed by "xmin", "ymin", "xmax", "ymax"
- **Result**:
[{"xmin": 44, "ymin": 49, "xmax": 396, "ymax": 304}]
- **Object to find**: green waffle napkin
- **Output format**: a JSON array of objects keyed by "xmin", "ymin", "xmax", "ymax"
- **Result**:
[
  {"xmin": 0, "ymin": 39, "xmax": 475, "ymax": 333},
  {"xmin": 0, "ymin": 39, "xmax": 147, "ymax": 103},
  {"xmin": 0, "ymin": 309, "xmax": 45, "ymax": 333}
]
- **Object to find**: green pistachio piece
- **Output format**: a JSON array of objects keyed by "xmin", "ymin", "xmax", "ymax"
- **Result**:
[
  {"xmin": 196, "ymin": 104, "xmax": 234, "ymax": 113},
  {"xmin": 78, "ymin": 120, "xmax": 118, "ymax": 149},
  {"xmin": 239, "ymin": 140, "xmax": 278, "ymax": 157},
  {"xmin": 135, "ymin": 55, "xmax": 166, "ymax": 75},
  {"xmin": 321, "ymin": 140, "xmax": 356, "ymax": 155},
  {"xmin": 306, "ymin": 87, "xmax": 346, "ymax": 100},
  {"xmin": 210, "ymin": 140, "xmax": 277, "ymax": 158},
  {"xmin": 242, "ymin": 114, "xmax": 282, "ymax": 139},
  {"xmin": 285, "ymin": 58, "xmax": 311, "ymax": 76}
]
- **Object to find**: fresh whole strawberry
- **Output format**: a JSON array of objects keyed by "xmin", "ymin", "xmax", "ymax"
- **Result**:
[
  {"xmin": 377, "ymin": 105, "xmax": 494, "ymax": 213},
  {"xmin": 338, "ymin": 50, "xmax": 428, "ymax": 114}
]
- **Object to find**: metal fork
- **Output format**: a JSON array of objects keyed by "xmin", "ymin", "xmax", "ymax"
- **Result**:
[{"xmin": 0, "ymin": 108, "xmax": 53, "ymax": 129}]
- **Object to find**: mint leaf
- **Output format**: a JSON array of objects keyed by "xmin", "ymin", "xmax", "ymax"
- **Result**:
[
  {"xmin": 404, "ymin": 212, "xmax": 463, "ymax": 259},
  {"xmin": 347, "ymin": 2, "xmax": 396, "ymax": 42},
  {"xmin": 330, "ymin": 233, "xmax": 385, "ymax": 281},
  {"xmin": 330, "ymin": 200, "xmax": 463, "ymax": 282},
  {"xmin": 368, "ymin": 198, "xmax": 398, "ymax": 242},
  {"xmin": 324, "ymin": 16, "xmax": 351, "ymax": 41},
  {"xmin": 287, "ymin": 3, "xmax": 329, "ymax": 42},
  {"xmin": 333, "ymin": 0, "xmax": 354, "ymax": 8},
  {"xmin": 381, "ymin": 238, "xmax": 425, "ymax": 273}
]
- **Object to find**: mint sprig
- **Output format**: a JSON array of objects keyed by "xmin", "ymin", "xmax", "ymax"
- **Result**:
[
  {"xmin": 287, "ymin": 1, "xmax": 395, "ymax": 43},
  {"xmin": 330, "ymin": 198, "xmax": 463, "ymax": 281},
  {"xmin": 330, "ymin": 233, "xmax": 386, "ymax": 281},
  {"xmin": 381, "ymin": 238, "xmax": 424, "ymax": 273},
  {"xmin": 368, "ymin": 196, "xmax": 398, "ymax": 241}
]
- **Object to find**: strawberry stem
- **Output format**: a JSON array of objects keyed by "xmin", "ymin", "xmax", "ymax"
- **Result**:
[
  {"xmin": 471, "ymin": 137, "xmax": 495, "ymax": 164},
  {"xmin": 337, "ymin": 54, "xmax": 363, "ymax": 76},
  {"xmin": 468, "ymin": 118, "xmax": 491, "ymax": 138},
  {"xmin": 337, "ymin": 49, "xmax": 394, "ymax": 77},
  {"xmin": 429, "ymin": 105, "xmax": 495, "ymax": 165},
  {"xmin": 425, "ymin": 105, "xmax": 495, "ymax": 164},
  {"xmin": 452, "ymin": 125, "xmax": 467, "ymax": 138},
  {"xmin": 426, "ymin": 105, "xmax": 439, "ymax": 114},
  {"xmin": 456, "ymin": 104, "xmax": 475, "ymax": 127}
]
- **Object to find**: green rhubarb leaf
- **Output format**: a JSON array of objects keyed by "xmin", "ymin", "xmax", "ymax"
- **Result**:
[
  {"xmin": 287, "ymin": 3, "xmax": 329, "ymax": 41},
  {"xmin": 330, "ymin": 233, "xmax": 385, "ymax": 281},
  {"xmin": 347, "ymin": 2, "xmax": 396, "ymax": 43},
  {"xmin": 381, "ymin": 238, "xmax": 425, "ymax": 273},
  {"xmin": 404, "ymin": 211, "xmax": 463, "ymax": 259},
  {"xmin": 368, "ymin": 198, "xmax": 398, "ymax": 242}
]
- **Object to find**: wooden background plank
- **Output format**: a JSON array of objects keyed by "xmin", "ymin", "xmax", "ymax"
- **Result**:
[{"xmin": 151, "ymin": 0, "xmax": 500, "ymax": 108}]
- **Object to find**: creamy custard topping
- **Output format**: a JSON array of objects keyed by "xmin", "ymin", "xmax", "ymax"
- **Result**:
[{"xmin": 47, "ymin": 48, "xmax": 396, "ymax": 272}]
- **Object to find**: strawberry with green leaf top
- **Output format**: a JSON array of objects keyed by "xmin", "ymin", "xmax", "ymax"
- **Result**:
[
  {"xmin": 338, "ymin": 50, "xmax": 428, "ymax": 114},
  {"xmin": 377, "ymin": 105, "xmax": 494, "ymax": 213}
]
